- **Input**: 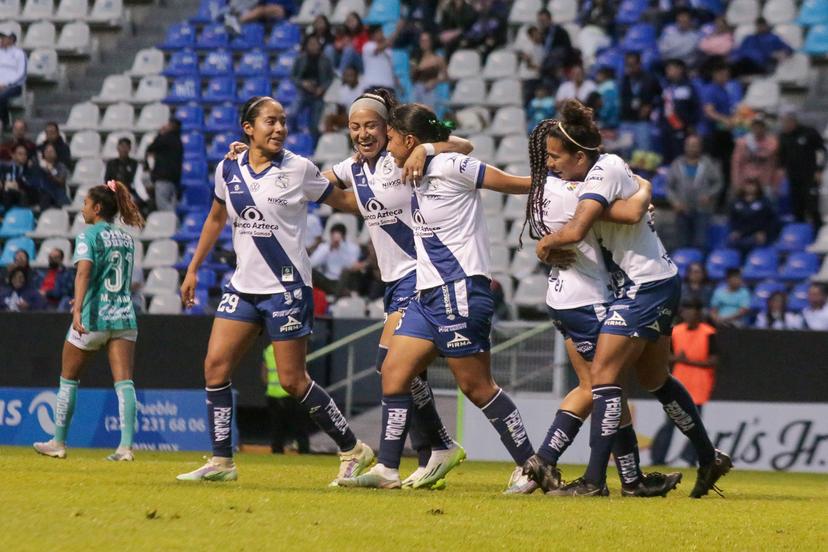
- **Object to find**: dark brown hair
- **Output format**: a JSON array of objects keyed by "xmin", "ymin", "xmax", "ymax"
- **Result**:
[
  {"xmin": 87, "ymin": 181, "xmax": 145, "ymax": 229},
  {"xmin": 388, "ymin": 103, "xmax": 451, "ymax": 143}
]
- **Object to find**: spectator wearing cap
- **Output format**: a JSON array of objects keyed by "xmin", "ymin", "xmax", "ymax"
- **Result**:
[
  {"xmin": 0, "ymin": 31, "xmax": 25, "ymax": 133},
  {"xmin": 730, "ymin": 117, "xmax": 779, "ymax": 196},
  {"xmin": 730, "ymin": 17, "xmax": 792, "ymax": 77},
  {"xmin": 779, "ymin": 109, "xmax": 825, "ymax": 227},
  {"xmin": 37, "ymin": 122, "xmax": 72, "ymax": 169},
  {"xmin": 802, "ymin": 284, "xmax": 828, "ymax": 330},
  {"xmin": 37, "ymin": 248, "xmax": 73, "ymax": 309},
  {"xmin": 660, "ymin": 59, "xmax": 702, "ymax": 163},
  {"xmin": 144, "ymin": 118, "xmax": 183, "ymax": 212},
  {"xmin": 658, "ymin": 8, "xmax": 701, "ymax": 67},
  {"xmin": 292, "ymin": 35, "xmax": 334, "ymax": 140},
  {"xmin": 0, "ymin": 119, "xmax": 36, "ymax": 161},
  {"xmin": 620, "ymin": 51, "xmax": 662, "ymax": 153},
  {"xmin": 727, "ymin": 177, "xmax": 779, "ymax": 254},
  {"xmin": 755, "ymin": 291, "xmax": 803, "ymax": 330}
]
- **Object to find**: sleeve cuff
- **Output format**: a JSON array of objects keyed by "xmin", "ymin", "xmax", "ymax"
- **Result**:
[
  {"xmin": 579, "ymin": 193, "xmax": 609, "ymax": 209},
  {"xmin": 213, "ymin": 192, "xmax": 225, "ymax": 205},
  {"xmin": 475, "ymin": 163, "xmax": 487, "ymax": 189},
  {"xmin": 316, "ymin": 182, "xmax": 334, "ymax": 204}
]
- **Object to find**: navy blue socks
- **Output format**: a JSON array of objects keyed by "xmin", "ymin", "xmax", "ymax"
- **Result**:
[
  {"xmin": 652, "ymin": 376, "xmax": 715, "ymax": 465},
  {"xmin": 299, "ymin": 381, "xmax": 357, "ymax": 452},
  {"xmin": 206, "ymin": 382, "xmax": 233, "ymax": 458},
  {"xmin": 378, "ymin": 393, "xmax": 413, "ymax": 469},
  {"xmin": 613, "ymin": 423, "xmax": 643, "ymax": 488},
  {"xmin": 481, "ymin": 389, "xmax": 534, "ymax": 465},
  {"xmin": 584, "ymin": 385, "xmax": 623, "ymax": 485},
  {"xmin": 537, "ymin": 409, "xmax": 584, "ymax": 465}
]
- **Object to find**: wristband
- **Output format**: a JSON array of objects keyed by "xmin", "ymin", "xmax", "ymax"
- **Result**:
[{"xmin": 422, "ymin": 143, "xmax": 435, "ymax": 156}]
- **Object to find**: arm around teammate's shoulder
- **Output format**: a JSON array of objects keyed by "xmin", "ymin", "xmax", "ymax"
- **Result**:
[
  {"xmin": 481, "ymin": 165, "xmax": 531, "ymax": 195},
  {"xmin": 536, "ymin": 198, "xmax": 604, "ymax": 262},
  {"xmin": 602, "ymin": 175, "xmax": 652, "ymax": 224},
  {"xmin": 181, "ymin": 199, "xmax": 227, "ymax": 307},
  {"xmin": 321, "ymin": 185, "xmax": 359, "ymax": 214}
]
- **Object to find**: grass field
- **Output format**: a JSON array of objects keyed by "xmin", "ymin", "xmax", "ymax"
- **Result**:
[{"xmin": 1, "ymin": 446, "xmax": 826, "ymax": 551}]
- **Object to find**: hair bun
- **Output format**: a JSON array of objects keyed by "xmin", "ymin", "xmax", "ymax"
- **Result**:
[{"xmin": 558, "ymin": 99, "xmax": 594, "ymax": 128}]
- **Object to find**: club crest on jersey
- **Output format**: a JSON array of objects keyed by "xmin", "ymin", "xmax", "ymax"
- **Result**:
[
  {"xmin": 605, "ymin": 311, "xmax": 627, "ymax": 327},
  {"xmin": 276, "ymin": 173, "xmax": 289, "ymax": 188},
  {"xmin": 446, "ymin": 332, "xmax": 472, "ymax": 348},
  {"xmin": 381, "ymin": 156, "xmax": 394, "ymax": 175},
  {"xmin": 280, "ymin": 316, "xmax": 303, "ymax": 333}
]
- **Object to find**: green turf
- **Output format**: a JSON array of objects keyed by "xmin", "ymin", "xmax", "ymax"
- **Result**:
[{"xmin": 1, "ymin": 446, "xmax": 826, "ymax": 551}]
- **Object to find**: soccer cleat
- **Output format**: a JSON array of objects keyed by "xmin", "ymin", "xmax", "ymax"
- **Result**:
[
  {"xmin": 401, "ymin": 467, "xmax": 427, "ymax": 489},
  {"xmin": 690, "ymin": 449, "xmax": 733, "ymax": 498},
  {"xmin": 412, "ymin": 443, "xmax": 467, "ymax": 490},
  {"xmin": 33, "ymin": 440, "xmax": 66, "ymax": 459},
  {"xmin": 546, "ymin": 477, "xmax": 610, "ymax": 497},
  {"xmin": 337, "ymin": 463, "xmax": 401, "ymax": 489},
  {"xmin": 329, "ymin": 440, "xmax": 375, "ymax": 487},
  {"xmin": 503, "ymin": 466, "xmax": 539, "ymax": 495},
  {"xmin": 522, "ymin": 454, "xmax": 562, "ymax": 493},
  {"xmin": 106, "ymin": 448, "xmax": 135, "ymax": 462},
  {"xmin": 176, "ymin": 457, "xmax": 238, "ymax": 482},
  {"xmin": 621, "ymin": 471, "xmax": 683, "ymax": 497}
]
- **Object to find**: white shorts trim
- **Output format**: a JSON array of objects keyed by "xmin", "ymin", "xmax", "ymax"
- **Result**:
[{"xmin": 66, "ymin": 328, "xmax": 138, "ymax": 351}]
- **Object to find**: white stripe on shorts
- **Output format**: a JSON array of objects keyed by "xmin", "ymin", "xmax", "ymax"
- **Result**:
[{"xmin": 454, "ymin": 279, "xmax": 469, "ymax": 318}]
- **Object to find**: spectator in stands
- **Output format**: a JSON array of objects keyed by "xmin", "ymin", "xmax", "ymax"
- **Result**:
[
  {"xmin": 0, "ymin": 119, "xmax": 36, "ymax": 161},
  {"xmin": 0, "ymin": 31, "xmax": 25, "ymax": 134},
  {"xmin": 698, "ymin": 15, "xmax": 734, "ymax": 61},
  {"xmin": 324, "ymin": 26, "xmax": 363, "ymax": 75},
  {"xmin": 37, "ymin": 122, "xmax": 72, "ymax": 169},
  {"xmin": 730, "ymin": 116, "xmax": 780, "ymax": 196},
  {"xmin": 0, "ymin": 247, "xmax": 32, "ymax": 284},
  {"xmin": 390, "ymin": 0, "xmax": 439, "ymax": 51},
  {"xmin": 361, "ymin": 26, "xmax": 396, "ymax": 90},
  {"xmin": 730, "ymin": 17, "xmax": 792, "ymax": 77},
  {"xmin": 310, "ymin": 223, "xmax": 360, "ymax": 295},
  {"xmin": 779, "ymin": 109, "xmax": 825, "ymax": 227},
  {"xmin": 305, "ymin": 210, "xmax": 323, "ymax": 250},
  {"xmin": 37, "ymin": 248, "xmax": 73, "ymax": 309},
  {"xmin": 322, "ymin": 66, "xmax": 362, "ymax": 133},
  {"xmin": 594, "ymin": 66, "xmax": 619, "ymax": 129},
  {"xmin": 0, "ymin": 143, "xmax": 39, "ymax": 209},
  {"xmin": 755, "ymin": 291, "xmax": 803, "ymax": 330},
  {"xmin": 660, "ymin": 59, "xmax": 702, "ymax": 163},
  {"xmin": 344, "ymin": 12, "xmax": 369, "ymax": 54},
  {"xmin": 460, "ymin": 0, "xmax": 509, "ymax": 58},
  {"xmin": 579, "ymin": 0, "xmax": 615, "ymax": 37},
  {"xmin": 526, "ymin": 84, "xmax": 556, "ymax": 132},
  {"xmin": 651, "ymin": 298, "xmax": 717, "ymax": 466},
  {"xmin": 538, "ymin": 9, "xmax": 573, "ymax": 77},
  {"xmin": 105, "ymin": 137, "xmax": 138, "ymax": 190},
  {"xmin": 37, "ymin": 143, "xmax": 70, "ymax": 209},
  {"xmin": 710, "ymin": 268, "xmax": 751, "ymax": 327},
  {"xmin": 308, "ymin": 15, "xmax": 334, "ymax": 51},
  {"xmin": 682, "ymin": 261, "xmax": 714, "ymax": 310},
  {"xmin": 438, "ymin": 0, "xmax": 479, "ymax": 56},
  {"xmin": 0, "ymin": 266, "xmax": 45, "ymax": 312},
  {"xmin": 517, "ymin": 25, "xmax": 546, "ymax": 103},
  {"xmin": 699, "ymin": 62, "xmax": 735, "ymax": 188},
  {"xmin": 620, "ymin": 51, "xmax": 661, "ymax": 153},
  {"xmin": 554, "ymin": 64, "xmax": 596, "ymax": 106},
  {"xmin": 727, "ymin": 177, "xmax": 779, "ymax": 254},
  {"xmin": 229, "ymin": 0, "xmax": 296, "ymax": 28},
  {"xmin": 658, "ymin": 8, "xmax": 701, "ymax": 66},
  {"xmin": 802, "ymin": 283, "xmax": 828, "ymax": 330},
  {"xmin": 292, "ymin": 35, "xmax": 334, "ymax": 139},
  {"xmin": 666, "ymin": 134, "xmax": 723, "ymax": 249},
  {"xmin": 145, "ymin": 118, "xmax": 183, "ymax": 212},
  {"xmin": 411, "ymin": 32, "xmax": 448, "ymax": 111}
]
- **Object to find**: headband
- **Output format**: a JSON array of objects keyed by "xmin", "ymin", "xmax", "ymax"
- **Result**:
[
  {"xmin": 242, "ymin": 96, "xmax": 275, "ymax": 124},
  {"xmin": 555, "ymin": 120, "xmax": 601, "ymax": 151},
  {"xmin": 349, "ymin": 94, "xmax": 388, "ymax": 120}
]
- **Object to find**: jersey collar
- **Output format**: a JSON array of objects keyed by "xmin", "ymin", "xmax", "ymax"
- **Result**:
[{"xmin": 241, "ymin": 149, "xmax": 286, "ymax": 179}]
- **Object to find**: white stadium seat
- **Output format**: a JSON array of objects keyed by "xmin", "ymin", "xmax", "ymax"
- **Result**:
[
  {"xmin": 743, "ymin": 78, "xmax": 781, "ymax": 112},
  {"xmin": 70, "ymin": 157, "xmax": 104, "ymax": 187},
  {"xmin": 323, "ymin": 213, "xmax": 359, "ymax": 243},
  {"xmin": 447, "ymin": 49, "xmax": 481, "ymax": 80},
  {"xmin": 503, "ymin": 194, "xmax": 526, "ymax": 222},
  {"xmin": 482, "ymin": 49, "xmax": 518, "ymax": 80},
  {"xmin": 67, "ymin": 185, "xmax": 93, "ymax": 213},
  {"xmin": 331, "ymin": 296, "xmax": 367, "ymax": 318},
  {"xmin": 506, "ymin": 217, "xmax": 533, "ymax": 247},
  {"xmin": 92, "ymin": 74, "xmax": 132, "ymax": 103},
  {"xmin": 133, "ymin": 75, "xmax": 167, "ymax": 104},
  {"xmin": 480, "ymin": 188, "xmax": 503, "ymax": 215},
  {"xmin": 19, "ymin": 0, "xmax": 52, "ymax": 23},
  {"xmin": 508, "ymin": 0, "xmax": 541, "ymax": 25},
  {"xmin": 135, "ymin": 102, "xmax": 170, "ymax": 131},
  {"xmin": 812, "ymin": 256, "xmax": 828, "ymax": 283},
  {"xmin": 69, "ymin": 130, "xmax": 102, "ymax": 158},
  {"xmin": 28, "ymin": 208, "xmax": 69, "ymax": 239},
  {"xmin": 64, "ymin": 101, "xmax": 99, "ymax": 131},
  {"xmin": 449, "ymin": 78, "xmax": 486, "ymax": 107},
  {"xmin": 31, "ymin": 238, "xmax": 72, "ymax": 269},
  {"xmin": 367, "ymin": 298, "xmax": 384, "ymax": 319},
  {"xmin": 27, "ymin": 48, "xmax": 60, "ymax": 82},
  {"xmin": 22, "ymin": 21, "xmax": 56, "ymax": 50},
  {"xmin": 486, "ymin": 78, "xmax": 522, "ymax": 107},
  {"xmin": 468, "ymin": 133, "xmax": 495, "ymax": 162},
  {"xmin": 486, "ymin": 106, "xmax": 527, "ymax": 137},
  {"xmin": 149, "ymin": 292, "xmax": 182, "ymax": 314},
  {"xmin": 504, "ymin": 162, "xmax": 530, "ymax": 176},
  {"xmin": 101, "ymin": 131, "xmax": 135, "ymax": 159},
  {"xmin": 490, "ymin": 244, "xmax": 510, "ymax": 273},
  {"xmin": 136, "ymin": 131, "xmax": 156, "ymax": 158},
  {"xmin": 733, "ymin": 24, "xmax": 755, "ymax": 47},
  {"xmin": 56, "ymin": 21, "xmax": 91, "ymax": 55},
  {"xmin": 330, "ymin": 0, "xmax": 365, "ymax": 23},
  {"xmin": 143, "ymin": 239, "xmax": 179, "ymax": 269},
  {"xmin": 88, "ymin": 0, "xmax": 123, "ymax": 25},
  {"xmin": 0, "ymin": 20, "xmax": 21, "ymax": 40},
  {"xmin": 453, "ymin": 106, "xmax": 491, "ymax": 134},
  {"xmin": 548, "ymin": 0, "xmax": 577, "ymax": 24},
  {"xmin": 54, "ymin": 0, "xmax": 87, "ymax": 22},
  {"xmin": 808, "ymin": 226, "xmax": 828, "ymax": 254},
  {"xmin": 127, "ymin": 47, "xmax": 164, "ymax": 77},
  {"xmin": 141, "ymin": 211, "xmax": 178, "ymax": 241},
  {"xmin": 513, "ymin": 273, "xmax": 547, "ymax": 310},
  {"xmin": 774, "ymin": 23, "xmax": 803, "ymax": 50},
  {"xmin": 494, "ymin": 134, "xmax": 529, "ymax": 165},
  {"xmin": 0, "ymin": 0, "xmax": 21, "ymax": 19},
  {"xmin": 485, "ymin": 215, "xmax": 507, "ymax": 244},
  {"xmin": 69, "ymin": 210, "xmax": 89, "ymax": 235},
  {"xmin": 313, "ymin": 132, "xmax": 349, "ymax": 164},
  {"xmin": 763, "ymin": 0, "xmax": 796, "ymax": 25},
  {"xmin": 774, "ymin": 53, "xmax": 811, "ymax": 87},
  {"xmin": 293, "ymin": 0, "xmax": 331, "ymax": 25},
  {"xmin": 576, "ymin": 25, "xmax": 612, "ymax": 65},
  {"xmin": 726, "ymin": 0, "xmax": 759, "ymax": 26},
  {"xmin": 98, "ymin": 102, "xmax": 135, "ymax": 131}
]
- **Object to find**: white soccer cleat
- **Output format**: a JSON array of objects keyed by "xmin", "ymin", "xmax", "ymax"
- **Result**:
[
  {"xmin": 329, "ymin": 440, "xmax": 375, "ymax": 487},
  {"xmin": 337, "ymin": 463, "xmax": 401, "ymax": 489},
  {"xmin": 401, "ymin": 466, "xmax": 428, "ymax": 489},
  {"xmin": 411, "ymin": 442, "xmax": 467, "ymax": 490},
  {"xmin": 106, "ymin": 447, "xmax": 135, "ymax": 462},
  {"xmin": 33, "ymin": 440, "xmax": 67, "ymax": 459},
  {"xmin": 176, "ymin": 457, "xmax": 238, "ymax": 482},
  {"xmin": 503, "ymin": 465, "xmax": 539, "ymax": 495}
]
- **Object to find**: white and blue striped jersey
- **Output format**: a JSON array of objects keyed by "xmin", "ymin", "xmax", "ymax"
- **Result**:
[
  {"xmin": 214, "ymin": 149, "xmax": 333, "ymax": 294},
  {"xmin": 578, "ymin": 153, "xmax": 677, "ymax": 291},
  {"xmin": 331, "ymin": 152, "xmax": 417, "ymax": 283},
  {"xmin": 411, "ymin": 153, "xmax": 489, "ymax": 290},
  {"xmin": 542, "ymin": 176, "xmax": 613, "ymax": 309}
]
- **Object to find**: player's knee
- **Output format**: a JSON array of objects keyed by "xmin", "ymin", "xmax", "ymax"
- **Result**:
[
  {"xmin": 278, "ymin": 371, "xmax": 311, "ymax": 398},
  {"xmin": 636, "ymin": 364, "xmax": 668, "ymax": 391},
  {"xmin": 203, "ymin": 355, "xmax": 231, "ymax": 386},
  {"xmin": 458, "ymin": 379, "xmax": 497, "ymax": 407}
]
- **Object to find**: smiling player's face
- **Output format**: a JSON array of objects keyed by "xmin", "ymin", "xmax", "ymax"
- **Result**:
[
  {"xmin": 386, "ymin": 127, "xmax": 414, "ymax": 168},
  {"xmin": 349, "ymin": 109, "xmax": 387, "ymax": 161},
  {"xmin": 245, "ymin": 101, "xmax": 287, "ymax": 156}
]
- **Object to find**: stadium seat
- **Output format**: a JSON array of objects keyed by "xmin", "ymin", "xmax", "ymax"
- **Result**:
[
  {"xmin": 200, "ymin": 48, "xmax": 234, "ymax": 77},
  {"xmin": 486, "ymin": 106, "xmax": 527, "ymax": 137},
  {"xmin": 236, "ymin": 49, "xmax": 268, "ymax": 77},
  {"xmin": 495, "ymin": 134, "xmax": 529, "ymax": 165},
  {"xmin": 141, "ymin": 211, "xmax": 178, "ymax": 241},
  {"xmin": 63, "ymin": 101, "xmax": 99, "ymax": 131},
  {"xmin": 615, "ymin": 0, "xmax": 647, "ymax": 25},
  {"xmin": 706, "ymin": 248, "xmax": 741, "ymax": 280},
  {"xmin": 743, "ymin": 78, "xmax": 780, "ymax": 112},
  {"xmin": 504, "ymin": 162, "xmax": 530, "ymax": 176},
  {"xmin": 0, "ymin": 207, "xmax": 34, "ymax": 238},
  {"xmin": 98, "ymin": 102, "xmax": 134, "ymax": 131},
  {"xmin": 733, "ymin": 23, "xmax": 756, "ymax": 47},
  {"xmin": 22, "ymin": 21, "xmax": 56, "ymax": 51},
  {"xmin": 69, "ymin": 130, "xmax": 102, "ymax": 158},
  {"xmin": 54, "ymin": 0, "xmax": 87, "ymax": 21},
  {"xmin": 31, "ymin": 237, "xmax": 72, "ymax": 269},
  {"xmin": 174, "ymin": 211, "xmax": 205, "ymax": 242},
  {"xmin": 163, "ymin": 49, "xmax": 200, "ymax": 77},
  {"xmin": 127, "ymin": 47, "xmax": 165, "ymax": 77},
  {"xmin": 196, "ymin": 23, "xmax": 229, "ymax": 50},
  {"xmin": 181, "ymin": 156, "xmax": 208, "ymax": 183},
  {"xmin": 313, "ymin": 133, "xmax": 349, "ymax": 164},
  {"xmin": 803, "ymin": 24, "xmax": 828, "ymax": 55},
  {"xmin": 592, "ymin": 47, "xmax": 625, "ymax": 79},
  {"xmin": 274, "ymin": 80, "xmax": 297, "ymax": 106},
  {"xmin": 547, "ymin": 0, "xmax": 577, "ymax": 23},
  {"xmin": 726, "ymin": 0, "xmax": 760, "ymax": 26},
  {"xmin": 56, "ymin": 21, "xmax": 92, "ymax": 55},
  {"xmin": 266, "ymin": 22, "xmax": 301, "ymax": 50},
  {"xmin": 270, "ymin": 49, "xmax": 298, "ymax": 78},
  {"xmin": 490, "ymin": 244, "xmax": 510, "ymax": 273},
  {"xmin": 143, "ymin": 239, "xmax": 179, "ymax": 269},
  {"xmin": 178, "ymin": 185, "xmax": 213, "ymax": 215},
  {"xmin": 482, "ymin": 49, "xmax": 518, "ymax": 80},
  {"xmin": 135, "ymin": 102, "xmax": 170, "ymax": 132},
  {"xmin": 779, "ymin": 252, "xmax": 820, "ymax": 281},
  {"xmin": 196, "ymin": 267, "xmax": 217, "ymax": 290},
  {"xmin": 506, "ymin": 217, "xmax": 534, "ymax": 248},
  {"xmin": 485, "ymin": 215, "xmax": 507, "ymax": 244},
  {"xmin": 101, "ymin": 131, "xmax": 135, "ymax": 159},
  {"xmin": 202, "ymin": 76, "xmax": 236, "ymax": 104},
  {"xmin": 672, "ymin": 248, "xmax": 705, "ymax": 277},
  {"xmin": 0, "ymin": 0, "xmax": 20, "ymax": 18},
  {"xmin": 774, "ymin": 53, "xmax": 811, "ymax": 88},
  {"xmin": 190, "ymin": 0, "xmax": 226, "ymax": 24},
  {"xmin": 367, "ymin": 298, "xmax": 384, "ymax": 319},
  {"xmin": 204, "ymin": 103, "xmax": 236, "ymax": 133},
  {"xmin": 449, "ymin": 78, "xmax": 486, "ymax": 107},
  {"xmin": 286, "ymin": 131, "xmax": 314, "ymax": 157},
  {"xmin": 763, "ymin": 0, "xmax": 796, "ymax": 25},
  {"xmin": 447, "ymin": 49, "xmax": 481, "ymax": 80},
  {"xmin": 165, "ymin": 76, "xmax": 201, "ymax": 104},
  {"xmin": 181, "ymin": 131, "xmax": 206, "ymax": 156},
  {"xmin": 513, "ymin": 273, "xmax": 548, "ymax": 309},
  {"xmin": 134, "ymin": 75, "xmax": 168, "ymax": 104},
  {"xmin": 206, "ymin": 132, "xmax": 234, "ymax": 163},
  {"xmin": 480, "ymin": 188, "xmax": 503, "ymax": 215},
  {"xmin": 621, "ymin": 23, "xmax": 657, "ymax": 52},
  {"xmin": 230, "ymin": 23, "xmax": 265, "ymax": 50},
  {"xmin": 149, "ymin": 292, "xmax": 183, "ymax": 314},
  {"xmin": 775, "ymin": 23, "xmax": 804, "ymax": 50},
  {"xmin": 331, "ymin": 296, "xmax": 367, "ymax": 318},
  {"xmin": 776, "ymin": 223, "xmax": 814, "ymax": 252},
  {"xmin": 742, "ymin": 247, "xmax": 779, "ymax": 281},
  {"xmin": 19, "ymin": 0, "xmax": 50, "ymax": 22},
  {"xmin": 160, "ymin": 22, "xmax": 196, "ymax": 50},
  {"xmin": 576, "ymin": 26, "xmax": 612, "ymax": 65},
  {"xmin": 70, "ymin": 157, "xmax": 104, "ymax": 187},
  {"xmin": 67, "ymin": 185, "xmax": 92, "ymax": 213},
  {"xmin": 509, "ymin": 247, "xmax": 541, "ymax": 279},
  {"xmin": 808, "ymin": 226, "xmax": 828, "ymax": 253},
  {"xmin": 788, "ymin": 281, "xmax": 811, "ymax": 311},
  {"xmin": 27, "ymin": 48, "xmax": 60, "ymax": 82},
  {"xmin": 294, "ymin": 0, "xmax": 331, "ymax": 25},
  {"xmin": 364, "ymin": 0, "xmax": 398, "ymax": 25},
  {"xmin": 236, "ymin": 76, "xmax": 271, "ymax": 102},
  {"xmin": 751, "ymin": 279, "xmax": 785, "ymax": 311},
  {"xmin": 454, "ymin": 106, "xmax": 490, "ymax": 134},
  {"xmin": 92, "ymin": 74, "xmax": 133, "ymax": 104},
  {"xmin": 0, "ymin": 236, "xmax": 35, "ymax": 265},
  {"xmin": 798, "ymin": 0, "xmax": 828, "ymax": 26},
  {"xmin": 331, "ymin": 0, "xmax": 365, "ymax": 23},
  {"xmin": 323, "ymin": 213, "xmax": 359, "ymax": 243},
  {"xmin": 502, "ymin": 195, "xmax": 526, "ymax": 222},
  {"xmin": 88, "ymin": 0, "xmax": 124, "ymax": 25},
  {"xmin": 28, "ymin": 208, "xmax": 69, "ymax": 239},
  {"xmin": 69, "ymin": 210, "xmax": 89, "ymax": 235},
  {"xmin": 136, "ymin": 131, "xmax": 157, "ymax": 159}
]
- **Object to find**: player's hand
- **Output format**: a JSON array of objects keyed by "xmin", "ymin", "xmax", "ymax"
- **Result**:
[
  {"xmin": 72, "ymin": 312, "xmax": 87, "ymax": 335},
  {"xmin": 180, "ymin": 271, "xmax": 197, "ymax": 308},
  {"xmin": 536, "ymin": 238, "xmax": 576, "ymax": 268},
  {"xmin": 403, "ymin": 144, "xmax": 427, "ymax": 185},
  {"xmin": 225, "ymin": 141, "xmax": 248, "ymax": 161}
]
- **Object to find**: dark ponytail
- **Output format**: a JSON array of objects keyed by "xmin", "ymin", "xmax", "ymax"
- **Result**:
[
  {"xmin": 522, "ymin": 119, "xmax": 558, "ymax": 242},
  {"xmin": 360, "ymin": 87, "xmax": 399, "ymax": 113},
  {"xmin": 88, "ymin": 181, "xmax": 145, "ymax": 229},
  {"xmin": 387, "ymin": 103, "xmax": 453, "ymax": 143}
]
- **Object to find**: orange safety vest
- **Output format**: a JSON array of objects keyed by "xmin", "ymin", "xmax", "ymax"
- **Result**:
[{"xmin": 671, "ymin": 322, "xmax": 717, "ymax": 405}]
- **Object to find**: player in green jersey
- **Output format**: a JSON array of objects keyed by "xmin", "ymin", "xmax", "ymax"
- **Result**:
[{"xmin": 34, "ymin": 180, "xmax": 145, "ymax": 461}]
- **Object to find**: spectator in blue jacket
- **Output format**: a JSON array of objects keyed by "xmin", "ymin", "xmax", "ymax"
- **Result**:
[
  {"xmin": 727, "ymin": 177, "xmax": 779, "ymax": 254},
  {"xmin": 0, "ymin": 266, "xmax": 45, "ymax": 312},
  {"xmin": 37, "ymin": 248, "xmax": 73, "ymax": 309},
  {"xmin": 292, "ymin": 35, "xmax": 334, "ymax": 139},
  {"xmin": 730, "ymin": 17, "xmax": 792, "ymax": 76},
  {"xmin": 700, "ymin": 62, "xmax": 736, "ymax": 189},
  {"xmin": 660, "ymin": 59, "xmax": 702, "ymax": 163}
]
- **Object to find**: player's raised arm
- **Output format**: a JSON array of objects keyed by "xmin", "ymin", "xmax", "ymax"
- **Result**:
[
  {"xmin": 603, "ymin": 175, "xmax": 653, "ymax": 224},
  {"xmin": 481, "ymin": 165, "xmax": 531, "ymax": 195}
]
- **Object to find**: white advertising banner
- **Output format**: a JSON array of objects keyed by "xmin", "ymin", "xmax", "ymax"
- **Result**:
[{"xmin": 461, "ymin": 394, "xmax": 828, "ymax": 472}]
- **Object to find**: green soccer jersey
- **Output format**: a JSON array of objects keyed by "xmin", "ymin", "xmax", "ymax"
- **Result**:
[{"xmin": 73, "ymin": 222, "xmax": 137, "ymax": 331}]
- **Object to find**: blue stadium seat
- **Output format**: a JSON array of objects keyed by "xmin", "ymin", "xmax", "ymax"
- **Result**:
[
  {"xmin": 616, "ymin": 0, "xmax": 648, "ymax": 25},
  {"xmin": 203, "ymin": 76, "xmax": 237, "ymax": 104},
  {"xmin": 803, "ymin": 24, "xmax": 828, "ymax": 55},
  {"xmin": 175, "ymin": 241, "xmax": 199, "ymax": 270},
  {"xmin": 181, "ymin": 158, "xmax": 208, "ymax": 182},
  {"xmin": 190, "ymin": 0, "xmax": 227, "ymax": 24},
  {"xmin": 779, "ymin": 252, "xmax": 820, "ymax": 282},
  {"xmin": 162, "ymin": 49, "xmax": 199, "ymax": 77},
  {"xmin": 165, "ymin": 77, "xmax": 201, "ymax": 103},
  {"xmin": 266, "ymin": 22, "xmax": 301, "ymax": 51},
  {"xmin": 592, "ymin": 47, "xmax": 625, "ymax": 79},
  {"xmin": 160, "ymin": 23, "xmax": 196, "ymax": 50},
  {"xmin": 651, "ymin": 171, "xmax": 667, "ymax": 202},
  {"xmin": 237, "ymin": 76, "xmax": 272, "ymax": 102},
  {"xmin": 743, "ymin": 247, "xmax": 779, "ymax": 281},
  {"xmin": 219, "ymin": 225, "xmax": 232, "ymax": 242},
  {"xmin": 621, "ymin": 23, "xmax": 657, "ymax": 52},
  {"xmin": 705, "ymin": 248, "xmax": 741, "ymax": 281},
  {"xmin": 798, "ymin": 0, "xmax": 828, "ymax": 26},
  {"xmin": 196, "ymin": 23, "xmax": 229, "ymax": 50},
  {"xmin": 205, "ymin": 103, "xmax": 238, "ymax": 133},
  {"xmin": 270, "ymin": 49, "xmax": 298, "ymax": 78},
  {"xmin": 0, "ymin": 236, "xmax": 35, "ymax": 265},
  {"xmin": 365, "ymin": 0, "xmax": 400, "ymax": 25},
  {"xmin": 788, "ymin": 281, "xmax": 811, "ymax": 311},
  {"xmin": 181, "ymin": 131, "xmax": 206, "ymax": 156},
  {"xmin": 199, "ymin": 48, "xmax": 234, "ymax": 77},
  {"xmin": 640, "ymin": 47, "xmax": 661, "ymax": 71},
  {"xmin": 231, "ymin": 23, "xmax": 265, "ymax": 50},
  {"xmin": 751, "ymin": 280, "xmax": 786, "ymax": 311},
  {"xmin": 196, "ymin": 268, "xmax": 217, "ymax": 289},
  {"xmin": 776, "ymin": 223, "xmax": 814, "ymax": 252},
  {"xmin": 177, "ymin": 186, "xmax": 213, "ymax": 216},
  {"xmin": 220, "ymin": 269, "xmax": 233, "ymax": 288},
  {"xmin": 695, "ymin": 0, "xmax": 724, "ymax": 16},
  {"xmin": 274, "ymin": 80, "xmax": 297, "ymax": 106},
  {"xmin": 185, "ymin": 289, "xmax": 211, "ymax": 315},
  {"xmin": 175, "ymin": 104, "xmax": 205, "ymax": 132},
  {"xmin": 706, "ymin": 222, "xmax": 730, "ymax": 250},
  {"xmin": 207, "ymin": 133, "xmax": 235, "ymax": 163},
  {"xmin": 174, "ymin": 212, "xmax": 207, "ymax": 242},
  {"xmin": 0, "ymin": 207, "xmax": 34, "ymax": 238},
  {"xmin": 671, "ymin": 248, "xmax": 704, "ymax": 278},
  {"xmin": 286, "ymin": 132, "xmax": 314, "ymax": 157},
  {"xmin": 236, "ymin": 49, "xmax": 269, "ymax": 77}
]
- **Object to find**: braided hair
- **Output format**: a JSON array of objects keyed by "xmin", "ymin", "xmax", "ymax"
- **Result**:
[{"xmin": 523, "ymin": 119, "xmax": 557, "ymax": 242}]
